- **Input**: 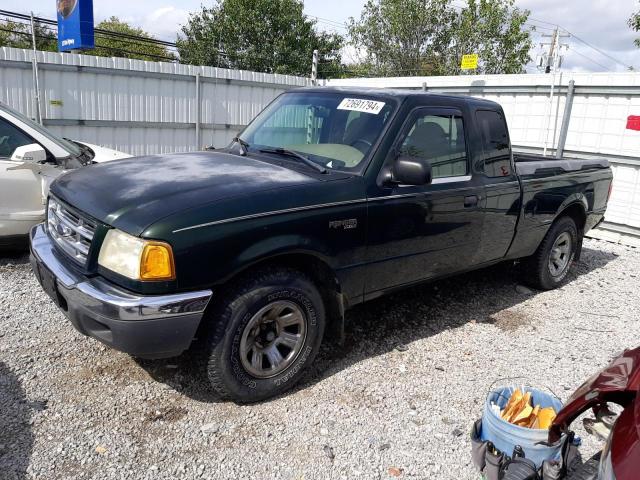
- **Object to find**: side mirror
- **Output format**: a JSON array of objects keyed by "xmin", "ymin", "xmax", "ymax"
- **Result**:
[
  {"xmin": 392, "ymin": 155, "xmax": 432, "ymax": 186},
  {"xmin": 11, "ymin": 144, "xmax": 47, "ymax": 163}
]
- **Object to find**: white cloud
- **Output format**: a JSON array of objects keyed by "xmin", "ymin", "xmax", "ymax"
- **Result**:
[
  {"xmin": 89, "ymin": 1, "xmax": 194, "ymax": 41},
  {"xmin": 141, "ymin": 6, "xmax": 190, "ymax": 41},
  {"xmin": 518, "ymin": 0, "xmax": 639, "ymax": 72}
]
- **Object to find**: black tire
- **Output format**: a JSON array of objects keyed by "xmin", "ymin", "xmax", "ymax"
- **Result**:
[
  {"xmin": 522, "ymin": 216, "xmax": 579, "ymax": 290},
  {"xmin": 203, "ymin": 267, "xmax": 325, "ymax": 403}
]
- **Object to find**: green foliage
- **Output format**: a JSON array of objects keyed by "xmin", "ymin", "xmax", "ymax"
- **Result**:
[
  {"xmin": 0, "ymin": 17, "xmax": 173, "ymax": 61},
  {"xmin": 89, "ymin": 17, "xmax": 174, "ymax": 61},
  {"xmin": 348, "ymin": 0, "xmax": 533, "ymax": 76},
  {"xmin": 348, "ymin": 0, "xmax": 456, "ymax": 76},
  {"xmin": 176, "ymin": 0, "xmax": 344, "ymax": 76},
  {"xmin": 630, "ymin": 3, "xmax": 640, "ymax": 48},
  {"xmin": 0, "ymin": 20, "xmax": 57, "ymax": 51},
  {"xmin": 448, "ymin": 0, "xmax": 533, "ymax": 74}
]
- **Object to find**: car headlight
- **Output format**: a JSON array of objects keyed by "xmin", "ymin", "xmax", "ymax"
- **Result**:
[
  {"xmin": 598, "ymin": 427, "xmax": 617, "ymax": 480},
  {"xmin": 98, "ymin": 229, "xmax": 175, "ymax": 281}
]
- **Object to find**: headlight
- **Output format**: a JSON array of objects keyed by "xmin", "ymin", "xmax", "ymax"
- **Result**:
[
  {"xmin": 598, "ymin": 427, "xmax": 617, "ymax": 480},
  {"xmin": 98, "ymin": 229, "xmax": 175, "ymax": 281}
]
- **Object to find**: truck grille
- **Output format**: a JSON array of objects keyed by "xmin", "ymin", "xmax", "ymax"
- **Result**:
[{"xmin": 47, "ymin": 197, "xmax": 96, "ymax": 266}]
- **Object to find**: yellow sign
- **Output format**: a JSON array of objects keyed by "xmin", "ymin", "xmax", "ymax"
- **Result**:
[{"xmin": 461, "ymin": 54, "xmax": 479, "ymax": 70}]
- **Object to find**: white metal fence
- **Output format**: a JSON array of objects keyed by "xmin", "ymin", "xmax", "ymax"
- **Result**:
[
  {"xmin": 0, "ymin": 47, "xmax": 310, "ymax": 156},
  {"xmin": 327, "ymin": 73, "xmax": 640, "ymax": 235}
]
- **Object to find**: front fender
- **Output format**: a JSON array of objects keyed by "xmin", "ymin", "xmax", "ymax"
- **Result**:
[
  {"xmin": 226, "ymin": 234, "xmax": 336, "ymax": 281},
  {"xmin": 549, "ymin": 347, "xmax": 640, "ymax": 442}
]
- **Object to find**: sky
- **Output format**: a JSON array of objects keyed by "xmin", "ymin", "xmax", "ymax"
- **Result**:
[{"xmin": 3, "ymin": 0, "xmax": 639, "ymax": 73}]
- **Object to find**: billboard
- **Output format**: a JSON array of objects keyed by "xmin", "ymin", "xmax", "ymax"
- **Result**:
[{"xmin": 57, "ymin": 0, "xmax": 94, "ymax": 51}]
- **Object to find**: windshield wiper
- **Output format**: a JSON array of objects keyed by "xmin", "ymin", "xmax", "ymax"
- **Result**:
[
  {"xmin": 259, "ymin": 147, "xmax": 327, "ymax": 174},
  {"xmin": 232, "ymin": 136, "xmax": 250, "ymax": 156}
]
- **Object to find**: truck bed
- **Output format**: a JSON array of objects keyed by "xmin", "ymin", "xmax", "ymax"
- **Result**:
[{"xmin": 514, "ymin": 153, "xmax": 609, "ymax": 176}]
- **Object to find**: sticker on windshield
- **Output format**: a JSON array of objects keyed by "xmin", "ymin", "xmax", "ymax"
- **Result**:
[{"xmin": 337, "ymin": 98, "xmax": 386, "ymax": 115}]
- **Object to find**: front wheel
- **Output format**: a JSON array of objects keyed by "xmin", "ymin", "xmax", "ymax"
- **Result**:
[
  {"xmin": 203, "ymin": 268, "xmax": 325, "ymax": 403},
  {"xmin": 522, "ymin": 217, "xmax": 579, "ymax": 290}
]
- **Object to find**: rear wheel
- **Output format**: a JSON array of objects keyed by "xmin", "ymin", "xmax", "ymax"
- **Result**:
[
  {"xmin": 203, "ymin": 267, "xmax": 325, "ymax": 403},
  {"xmin": 522, "ymin": 216, "xmax": 579, "ymax": 290}
]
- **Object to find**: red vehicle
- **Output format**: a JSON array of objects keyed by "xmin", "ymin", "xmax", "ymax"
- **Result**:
[{"xmin": 550, "ymin": 348, "xmax": 640, "ymax": 479}]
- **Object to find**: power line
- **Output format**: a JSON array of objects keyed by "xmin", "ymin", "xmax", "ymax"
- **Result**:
[
  {"xmin": 0, "ymin": 9, "xmax": 178, "ymax": 50},
  {"xmin": 0, "ymin": 26, "xmax": 52, "ymax": 41},
  {"xmin": 504, "ymin": 9, "xmax": 635, "ymax": 70},
  {"xmin": 525, "ymin": 22, "xmax": 558, "ymax": 33},
  {"xmin": 447, "ymin": 3, "xmax": 632, "ymax": 71},
  {"xmin": 0, "ymin": 16, "xmax": 178, "ymax": 61},
  {"xmin": 563, "ymin": 29, "xmax": 635, "ymax": 70},
  {"xmin": 567, "ymin": 46, "xmax": 611, "ymax": 71},
  {"xmin": 308, "ymin": 15, "xmax": 348, "ymax": 29},
  {"xmin": 0, "ymin": 8, "xmax": 342, "ymax": 67},
  {"xmin": 4, "ymin": 7, "xmax": 632, "ymax": 76}
]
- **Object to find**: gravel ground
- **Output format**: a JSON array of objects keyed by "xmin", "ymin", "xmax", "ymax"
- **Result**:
[{"xmin": 1, "ymin": 238, "xmax": 638, "ymax": 480}]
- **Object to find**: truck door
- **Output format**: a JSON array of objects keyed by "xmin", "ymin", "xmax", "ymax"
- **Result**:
[
  {"xmin": 473, "ymin": 110, "xmax": 521, "ymax": 263},
  {"xmin": 364, "ymin": 107, "xmax": 486, "ymax": 297}
]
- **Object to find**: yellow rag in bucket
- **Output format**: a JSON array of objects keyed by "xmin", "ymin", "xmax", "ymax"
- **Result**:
[{"xmin": 500, "ymin": 389, "xmax": 557, "ymax": 430}]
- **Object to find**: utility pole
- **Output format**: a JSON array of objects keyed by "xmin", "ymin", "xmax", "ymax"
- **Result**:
[
  {"xmin": 540, "ymin": 27, "xmax": 569, "ymax": 74},
  {"xmin": 544, "ymin": 28, "xmax": 558, "ymax": 73},
  {"xmin": 307, "ymin": 50, "xmax": 319, "ymax": 144},
  {"xmin": 311, "ymin": 49, "xmax": 318, "ymax": 86},
  {"xmin": 30, "ymin": 11, "xmax": 43, "ymax": 125},
  {"xmin": 540, "ymin": 27, "xmax": 569, "ymax": 155}
]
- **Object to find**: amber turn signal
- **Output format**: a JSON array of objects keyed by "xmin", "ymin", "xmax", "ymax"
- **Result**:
[{"xmin": 140, "ymin": 242, "xmax": 175, "ymax": 280}]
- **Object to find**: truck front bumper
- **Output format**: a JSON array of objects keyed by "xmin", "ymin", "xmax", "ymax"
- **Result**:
[{"xmin": 29, "ymin": 224, "xmax": 212, "ymax": 359}]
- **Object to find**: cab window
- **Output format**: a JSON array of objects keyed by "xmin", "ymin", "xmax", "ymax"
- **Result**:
[
  {"xmin": 399, "ymin": 113, "xmax": 468, "ymax": 178},
  {"xmin": 0, "ymin": 118, "xmax": 34, "ymax": 159},
  {"xmin": 476, "ymin": 110, "xmax": 512, "ymax": 177}
]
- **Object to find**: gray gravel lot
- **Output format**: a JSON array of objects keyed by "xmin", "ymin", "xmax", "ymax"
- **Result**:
[{"xmin": 1, "ymin": 238, "xmax": 638, "ymax": 480}]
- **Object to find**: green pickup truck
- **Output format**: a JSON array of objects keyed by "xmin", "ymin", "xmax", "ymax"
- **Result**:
[{"xmin": 30, "ymin": 87, "xmax": 612, "ymax": 402}]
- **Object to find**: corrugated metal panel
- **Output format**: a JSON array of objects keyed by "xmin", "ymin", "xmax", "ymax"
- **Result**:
[
  {"xmin": 0, "ymin": 46, "xmax": 310, "ymax": 152},
  {"xmin": 608, "ymin": 164, "xmax": 640, "ymax": 228}
]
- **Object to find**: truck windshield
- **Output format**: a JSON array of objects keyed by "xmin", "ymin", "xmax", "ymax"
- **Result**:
[{"xmin": 240, "ymin": 92, "xmax": 397, "ymax": 172}]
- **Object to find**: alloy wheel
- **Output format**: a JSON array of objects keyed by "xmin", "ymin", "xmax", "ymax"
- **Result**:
[
  {"xmin": 239, "ymin": 300, "xmax": 307, "ymax": 378},
  {"xmin": 548, "ymin": 231, "xmax": 573, "ymax": 277}
]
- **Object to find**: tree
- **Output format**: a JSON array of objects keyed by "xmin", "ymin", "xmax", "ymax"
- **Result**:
[
  {"xmin": 176, "ymin": 0, "xmax": 344, "ymax": 76},
  {"xmin": 630, "ymin": 3, "xmax": 640, "ymax": 48},
  {"xmin": 447, "ymin": 0, "xmax": 533, "ymax": 75},
  {"xmin": 89, "ymin": 17, "xmax": 174, "ymax": 61},
  {"xmin": 348, "ymin": 0, "xmax": 532, "ymax": 76},
  {"xmin": 0, "ymin": 20, "xmax": 57, "ymax": 52},
  {"xmin": 348, "ymin": 0, "xmax": 456, "ymax": 76},
  {"xmin": 0, "ymin": 17, "xmax": 172, "ymax": 61}
]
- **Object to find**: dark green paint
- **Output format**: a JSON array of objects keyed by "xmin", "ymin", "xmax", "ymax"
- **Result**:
[{"xmin": 49, "ymin": 88, "xmax": 613, "ymax": 303}]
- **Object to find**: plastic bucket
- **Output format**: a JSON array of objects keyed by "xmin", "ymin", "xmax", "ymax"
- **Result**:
[{"xmin": 480, "ymin": 386, "xmax": 564, "ymax": 468}]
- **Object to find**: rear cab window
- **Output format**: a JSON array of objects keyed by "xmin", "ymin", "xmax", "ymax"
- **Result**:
[{"xmin": 476, "ymin": 110, "xmax": 513, "ymax": 178}]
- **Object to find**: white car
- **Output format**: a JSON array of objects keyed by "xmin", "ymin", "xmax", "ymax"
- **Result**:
[{"xmin": 0, "ymin": 103, "xmax": 131, "ymax": 248}]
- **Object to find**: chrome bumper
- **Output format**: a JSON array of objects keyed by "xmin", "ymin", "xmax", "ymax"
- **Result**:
[{"xmin": 30, "ymin": 224, "xmax": 212, "ymax": 358}]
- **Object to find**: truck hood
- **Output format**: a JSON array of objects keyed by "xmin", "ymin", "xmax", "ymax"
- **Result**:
[
  {"xmin": 50, "ymin": 151, "xmax": 319, "ymax": 235},
  {"xmin": 549, "ymin": 347, "xmax": 640, "ymax": 442}
]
